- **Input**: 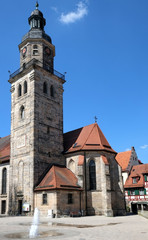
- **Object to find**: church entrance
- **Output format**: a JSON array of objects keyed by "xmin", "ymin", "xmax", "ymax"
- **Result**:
[
  {"xmin": 1, "ymin": 200, "xmax": 6, "ymax": 214},
  {"xmin": 18, "ymin": 200, "xmax": 22, "ymax": 215}
]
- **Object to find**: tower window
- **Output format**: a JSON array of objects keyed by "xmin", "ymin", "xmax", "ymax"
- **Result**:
[
  {"xmin": 20, "ymin": 106, "xmax": 25, "ymax": 119},
  {"xmin": 2, "ymin": 168, "xmax": 7, "ymax": 194},
  {"xmin": 50, "ymin": 85, "xmax": 54, "ymax": 97},
  {"xmin": 33, "ymin": 45, "xmax": 38, "ymax": 55},
  {"xmin": 24, "ymin": 81, "xmax": 27, "ymax": 94},
  {"xmin": 43, "ymin": 82, "xmax": 48, "ymax": 94},
  {"xmin": 89, "ymin": 160, "xmax": 96, "ymax": 190},
  {"xmin": 18, "ymin": 84, "xmax": 22, "ymax": 97}
]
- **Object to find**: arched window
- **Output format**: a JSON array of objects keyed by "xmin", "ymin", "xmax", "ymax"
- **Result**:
[
  {"xmin": 18, "ymin": 84, "xmax": 22, "ymax": 97},
  {"xmin": 43, "ymin": 82, "xmax": 47, "ymax": 94},
  {"xmin": 33, "ymin": 44, "xmax": 38, "ymax": 55},
  {"xmin": 20, "ymin": 106, "xmax": 25, "ymax": 119},
  {"xmin": 50, "ymin": 85, "xmax": 54, "ymax": 97},
  {"xmin": 68, "ymin": 159, "xmax": 75, "ymax": 173},
  {"xmin": 89, "ymin": 160, "xmax": 96, "ymax": 190},
  {"xmin": 2, "ymin": 168, "xmax": 7, "ymax": 194},
  {"xmin": 24, "ymin": 81, "xmax": 27, "ymax": 94}
]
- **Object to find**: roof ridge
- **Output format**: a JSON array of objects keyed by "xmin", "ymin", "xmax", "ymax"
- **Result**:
[
  {"xmin": 52, "ymin": 165, "xmax": 57, "ymax": 188},
  {"xmin": 64, "ymin": 123, "xmax": 96, "ymax": 135},
  {"xmin": 117, "ymin": 150, "xmax": 132, "ymax": 154}
]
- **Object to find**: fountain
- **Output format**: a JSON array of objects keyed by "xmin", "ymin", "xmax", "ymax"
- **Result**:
[{"xmin": 29, "ymin": 208, "xmax": 40, "ymax": 238}]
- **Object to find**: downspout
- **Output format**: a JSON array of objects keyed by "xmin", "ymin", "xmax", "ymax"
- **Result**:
[{"xmin": 84, "ymin": 151, "xmax": 87, "ymax": 215}]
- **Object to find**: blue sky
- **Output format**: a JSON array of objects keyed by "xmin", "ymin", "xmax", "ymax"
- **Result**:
[{"xmin": 0, "ymin": 0, "xmax": 148, "ymax": 163}]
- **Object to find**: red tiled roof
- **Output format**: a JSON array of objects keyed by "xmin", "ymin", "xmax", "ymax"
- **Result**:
[
  {"xmin": 63, "ymin": 123, "xmax": 116, "ymax": 154},
  {"xmin": 35, "ymin": 165, "xmax": 82, "ymax": 191},
  {"xmin": 124, "ymin": 164, "xmax": 148, "ymax": 188},
  {"xmin": 116, "ymin": 150, "xmax": 132, "ymax": 171},
  {"xmin": 0, "ymin": 136, "xmax": 10, "ymax": 163}
]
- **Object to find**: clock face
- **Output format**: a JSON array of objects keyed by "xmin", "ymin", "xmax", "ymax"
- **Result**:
[
  {"xmin": 45, "ymin": 47, "xmax": 51, "ymax": 56},
  {"xmin": 22, "ymin": 47, "xmax": 27, "ymax": 56}
]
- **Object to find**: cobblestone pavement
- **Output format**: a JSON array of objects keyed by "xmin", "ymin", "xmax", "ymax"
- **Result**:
[{"xmin": 0, "ymin": 214, "xmax": 148, "ymax": 240}]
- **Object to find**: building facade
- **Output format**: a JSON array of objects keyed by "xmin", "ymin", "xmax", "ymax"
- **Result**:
[
  {"xmin": 0, "ymin": 4, "xmax": 126, "ymax": 217},
  {"xmin": 124, "ymin": 164, "xmax": 148, "ymax": 214},
  {"xmin": 116, "ymin": 147, "xmax": 140, "ymax": 184}
]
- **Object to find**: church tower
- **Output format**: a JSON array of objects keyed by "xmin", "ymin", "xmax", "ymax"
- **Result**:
[{"xmin": 9, "ymin": 3, "xmax": 65, "ymax": 214}]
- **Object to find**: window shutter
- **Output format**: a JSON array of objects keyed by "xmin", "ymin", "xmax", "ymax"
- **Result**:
[
  {"xmin": 144, "ymin": 175, "xmax": 147, "ymax": 182},
  {"xmin": 135, "ymin": 190, "xmax": 139, "ymax": 195},
  {"xmin": 144, "ymin": 189, "xmax": 146, "ymax": 195},
  {"xmin": 128, "ymin": 190, "xmax": 130, "ymax": 196}
]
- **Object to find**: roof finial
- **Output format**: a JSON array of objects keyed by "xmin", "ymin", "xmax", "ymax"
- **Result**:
[
  {"xmin": 94, "ymin": 116, "xmax": 98, "ymax": 123},
  {"xmin": 36, "ymin": 1, "xmax": 39, "ymax": 9}
]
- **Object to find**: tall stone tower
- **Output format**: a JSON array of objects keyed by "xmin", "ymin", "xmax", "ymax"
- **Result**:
[{"xmin": 9, "ymin": 3, "xmax": 65, "ymax": 214}]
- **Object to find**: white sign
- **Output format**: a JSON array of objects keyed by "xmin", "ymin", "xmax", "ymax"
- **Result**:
[{"xmin": 23, "ymin": 203, "xmax": 29, "ymax": 212}]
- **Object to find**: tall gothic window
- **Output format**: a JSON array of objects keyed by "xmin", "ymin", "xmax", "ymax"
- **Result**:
[
  {"xmin": 24, "ymin": 81, "xmax": 27, "ymax": 94},
  {"xmin": 18, "ymin": 84, "xmax": 22, "ymax": 97},
  {"xmin": 43, "ymin": 82, "xmax": 47, "ymax": 94},
  {"xmin": 89, "ymin": 160, "xmax": 96, "ymax": 190},
  {"xmin": 2, "ymin": 168, "xmax": 7, "ymax": 194}
]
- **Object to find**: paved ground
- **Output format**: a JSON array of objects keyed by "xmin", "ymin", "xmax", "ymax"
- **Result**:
[{"xmin": 0, "ymin": 214, "xmax": 148, "ymax": 240}]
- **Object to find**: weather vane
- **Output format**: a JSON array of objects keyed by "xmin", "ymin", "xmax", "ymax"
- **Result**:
[
  {"xmin": 36, "ymin": 1, "xmax": 39, "ymax": 9},
  {"xmin": 94, "ymin": 116, "xmax": 98, "ymax": 123}
]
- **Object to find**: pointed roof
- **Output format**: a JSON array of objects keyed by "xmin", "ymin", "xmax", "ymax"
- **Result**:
[
  {"xmin": 116, "ymin": 150, "xmax": 132, "ymax": 171},
  {"xmin": 0, "ymin": 136, "xmax": 10, "ymax": 162},
  {"xmin": 35, "ymin": 165, "xmax": 82, "ymax": 191},
  {"xmin": 63, "ymin": 123, "xmax": 116, "ymax": 154},
  {"xmin": 124, "ymin": 164, "xmax": 148, "ymax": 188}
]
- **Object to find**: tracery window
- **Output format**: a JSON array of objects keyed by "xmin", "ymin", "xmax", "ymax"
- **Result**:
[
  {"xmin": 89, "ymin": 160, "xmax": 96, "ymax": 190},
  {"xmin": 2, "ymin": 168, "xmax": 7, "ymax": 194}
]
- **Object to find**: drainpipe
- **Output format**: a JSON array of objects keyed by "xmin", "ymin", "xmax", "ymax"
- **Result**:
[{"xmin": 84, "ymin": 151, "xmax": 87, "ymax": 215}]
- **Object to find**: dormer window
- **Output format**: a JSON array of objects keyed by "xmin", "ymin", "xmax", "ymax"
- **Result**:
[
  {"xmin": 133, "ymin": 177, "xmax": 140, "ymax": 184},
  {"xmin": 133, "ymin": 178, "xmax": 137, "ymax": 184},
  {"xmin": 33, "ymin": 45, "xmax": 38, "ymax": 55}
]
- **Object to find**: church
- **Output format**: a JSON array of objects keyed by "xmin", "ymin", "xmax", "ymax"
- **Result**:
[{"xmin": 0, "ymin": 3, "xmax": 125, "ymax": 217}]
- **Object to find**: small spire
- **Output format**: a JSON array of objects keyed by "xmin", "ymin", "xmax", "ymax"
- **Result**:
[{"xmin": 36, "ymin": 1, "xmax": 39, "ymax": 9}]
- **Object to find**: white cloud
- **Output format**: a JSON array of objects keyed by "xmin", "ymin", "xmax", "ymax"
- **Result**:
[
  {"xmin": 140, "ymin": 145, "xmax": 148, "ymax": 149},
  {"xmin": 59, "ymin": 1, "xmax": 88, "ymax": 24}
]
